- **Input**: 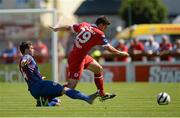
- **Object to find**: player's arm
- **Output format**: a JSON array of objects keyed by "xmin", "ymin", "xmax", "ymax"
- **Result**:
[
  {"xmin": 48, "ymin": 18, "xmax": 71, "ymax": 32},
  {"xmin": 49, "ymin": 25, "xmax": 71, "ymax": 32},
  {"xmin": 103, "ymin": 44, "xmax": 129, "ymax": 57},
  {"xmin": 100, "ymin": 35, "xmax": 129, "ymax": 57}
]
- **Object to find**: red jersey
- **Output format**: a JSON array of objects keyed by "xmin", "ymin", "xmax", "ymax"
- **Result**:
[
  {"xmin": 130, "ymin": 42, "xmax": 144, "ymax": 51},
  {"xmin": 159, "ymin": 43, "xmax": 172, "ymax": 51},
  {"xmin": 129, "ymin": 42, "xmax": 144, "ymax": 61},
  {"xmin": 159, "ymin": 42, "xmax": 172, "ymax": 61},
  {"xmin": 115, "ymin": 44, "xmax": 128, "ymax": 62},
  {"xmin": 70, "ymin": 22, "xmax": 109, "ymax": 61},
  {"xmin": 33, "ymin": 43, "xmax": 49, "ymax": 63}
]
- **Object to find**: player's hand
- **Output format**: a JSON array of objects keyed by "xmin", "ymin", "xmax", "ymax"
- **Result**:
[{"xmin": 48, "ymin": 26, "xmax": 58, "ymax": 32}]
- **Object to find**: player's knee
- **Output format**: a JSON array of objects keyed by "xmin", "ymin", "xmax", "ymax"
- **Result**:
[
  {"xmin": 67, "ymin": 84, "xmax": 76, "ymax": 89},
  {"xmin": 67, "ymin": 79, "xmax": 78, "ymax": 89},
  {"xmin": 96, "ymin": 66, "xmax": 103, "ymax": 73}
]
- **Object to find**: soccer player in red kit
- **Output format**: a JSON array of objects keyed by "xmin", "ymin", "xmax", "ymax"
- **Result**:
[{"xmin": 49, "ymin": 16, "xmax": 129, "ymax": 101}]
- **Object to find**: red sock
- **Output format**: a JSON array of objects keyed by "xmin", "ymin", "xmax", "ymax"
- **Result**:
[{"xmin": 94, "ymin": 73, "xmax": 105, "ymax": 96}]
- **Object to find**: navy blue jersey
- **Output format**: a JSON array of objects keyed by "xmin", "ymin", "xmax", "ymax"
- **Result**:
[
  {"xmin": 19, "ymin": 54, "xmax": 43, "ymax": 88},
  {"xmin": 19, "ymin": 54, "xmax": 63, "ymax": 99}
]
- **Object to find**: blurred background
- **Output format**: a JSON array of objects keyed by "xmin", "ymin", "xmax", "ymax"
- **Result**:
[{"xmin": 0, "ymin": 0, "xmax": 180, "ymax": 83}]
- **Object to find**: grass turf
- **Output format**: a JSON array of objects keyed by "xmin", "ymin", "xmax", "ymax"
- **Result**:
[{"xmin": 0, "ymin": 82, "xmax": 179, "ymax": 117}]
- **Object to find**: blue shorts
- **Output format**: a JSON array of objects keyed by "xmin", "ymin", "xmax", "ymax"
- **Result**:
[{"xmin": 29, "ymin": 80, "xmax": 64, "ymax": 99}]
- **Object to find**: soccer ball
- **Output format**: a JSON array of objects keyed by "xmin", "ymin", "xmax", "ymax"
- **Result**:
[{"xmin": 157, "ymin": 92, "xmax": 170, "ymax": 105}]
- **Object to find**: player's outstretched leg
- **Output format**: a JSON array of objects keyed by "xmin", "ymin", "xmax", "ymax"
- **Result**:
[
  {"xmin": 64, "ymin": 87, "xmax": 98, "ymax": 104},
  {"xmin": 87, "ymin": 91, "xmax": 99, "ymax": 104}
]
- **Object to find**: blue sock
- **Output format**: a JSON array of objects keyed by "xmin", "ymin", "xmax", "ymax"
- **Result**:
[{"xmin": 65, "ymin": 89, "xmax": 90, "ymax": 102}]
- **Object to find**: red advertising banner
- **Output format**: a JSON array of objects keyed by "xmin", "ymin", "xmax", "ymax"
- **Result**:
[
  {"xmin": 135, "ymin": 64, "xmax": 180, "ymax": 82},
  {"xmin": 103, "ymin": 65, "xmax": 126, "ymax": 82},
  {"xmin": 65, "ymin": 63, "xmax": 180, "ymax": 82}
]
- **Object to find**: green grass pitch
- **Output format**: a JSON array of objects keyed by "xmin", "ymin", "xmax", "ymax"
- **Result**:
[{"xmin": 0, "ymin": 82, "xmax": 180, "ymax": 117}]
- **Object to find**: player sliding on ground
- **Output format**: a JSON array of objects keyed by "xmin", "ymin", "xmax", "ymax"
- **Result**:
[
  {"xmin": 49, "ymin": 15, "xmax": 129, "ymax": 101},
  {"xmin": 19, "ymin": 41, "xmax": 98, "ymax": 107}
]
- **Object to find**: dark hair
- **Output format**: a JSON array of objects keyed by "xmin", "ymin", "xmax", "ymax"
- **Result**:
[
  {"xmin": 19, "ymin": 41, "xmax": 32, "ymax": 54},
  {"xmin": 95, "ymin": 15, "xmax": 110, "ymax": 25}
]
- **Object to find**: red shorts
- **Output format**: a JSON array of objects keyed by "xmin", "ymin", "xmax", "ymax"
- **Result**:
[{"xmin": 67, "ymin": 55, "xmax": 93, "ymax": 80}]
